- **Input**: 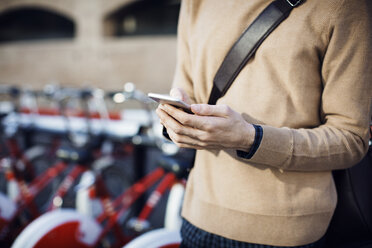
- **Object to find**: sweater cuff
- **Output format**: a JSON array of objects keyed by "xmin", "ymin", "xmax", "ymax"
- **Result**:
[
  {"xmin": 236, "ymin": 125, "xmax": 263, "ymax": 159},
  {"xmin": 246, "ymin": 125, "xmax": 293, "ymax": 169}
]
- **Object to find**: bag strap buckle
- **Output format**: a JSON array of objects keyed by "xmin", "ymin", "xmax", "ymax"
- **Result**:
[{"xmin": 286, "ymin": 0, "xmax": 302, "ymax": 7}]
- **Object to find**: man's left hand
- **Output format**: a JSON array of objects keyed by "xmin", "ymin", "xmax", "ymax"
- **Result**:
[{"xmin": 156, "ymin": 103, "xmax": 255, "ymax": 151}]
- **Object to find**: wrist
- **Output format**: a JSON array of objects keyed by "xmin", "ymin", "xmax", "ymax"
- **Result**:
[
  {"xmin": 239, "ymin": 123, "xmax": 255, "ymax": 152},
  {"xmin": 236, "ymin": 124, "xmax": 263, "ymax": 159}
]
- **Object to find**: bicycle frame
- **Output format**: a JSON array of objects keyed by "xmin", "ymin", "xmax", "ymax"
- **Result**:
[{"xmin": 9, "ymin": 84, "xmax": 188, "ymax": 248}]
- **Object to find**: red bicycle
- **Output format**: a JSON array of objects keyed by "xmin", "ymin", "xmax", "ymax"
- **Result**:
[
  {"xmin": 11, "ymin": 84, "xmax": 192, "ymax": 248},
  {"xmin": 0, "ymin": 86, "xmax": 134, "ymax": 244}
]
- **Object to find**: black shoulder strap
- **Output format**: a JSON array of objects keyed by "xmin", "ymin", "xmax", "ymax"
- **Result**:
[
  {"xmin": 162, "ymin": 0, "xmax": 303, "ymax": 141},
  {"xmin": 208, "ymin": 0, "xmax": 303, "ymax": 105}
]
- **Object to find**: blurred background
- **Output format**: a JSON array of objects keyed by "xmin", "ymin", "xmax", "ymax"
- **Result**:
[
  {"xmin": 0, "ymin": 1, "xmax": 188, "ymax": 247},
  {"xmin": 0, "ymin": 0, "xmax": 180, "ymax": 93}
]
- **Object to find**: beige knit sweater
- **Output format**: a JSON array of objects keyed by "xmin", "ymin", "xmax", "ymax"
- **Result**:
[{"xmin": 173, "ymin": 0, "xmax": 372, "ymax": 246}]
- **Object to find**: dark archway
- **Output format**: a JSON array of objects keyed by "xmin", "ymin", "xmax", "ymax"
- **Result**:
[
  {"xmin": 0, "ymin": 7, "xmax": 75, "ymax": 43},
  {"xmin": 104, "ymin": 0, "xmax": 180, "ymax": 37}
]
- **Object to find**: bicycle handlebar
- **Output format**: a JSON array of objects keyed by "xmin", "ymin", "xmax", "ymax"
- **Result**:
[
  {"xmin": 0, "ymin": 85, "xmax": 21, "ymax": 98},
  {"xmin": 0, "ymin": 83, "xmax": 178, "ymax": 154}
]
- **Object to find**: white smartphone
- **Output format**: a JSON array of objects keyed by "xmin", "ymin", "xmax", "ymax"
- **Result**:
[{"xmin": 148, "ymin": 93, "xmax": 192, "ymax": 113}]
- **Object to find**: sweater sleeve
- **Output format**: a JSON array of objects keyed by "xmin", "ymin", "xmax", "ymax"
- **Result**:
[
  {"xmin": 171, "ymin": 0, "xmax": 196, "ymax": 103},
  {"xmin": 245, "ymin": 0, "xmax": 372, "ymax": 172}
]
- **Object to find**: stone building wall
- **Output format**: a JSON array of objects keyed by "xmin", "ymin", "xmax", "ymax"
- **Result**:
[{"xmin": 0, "ymin": 0, "xmax": 177, "ymax": 94}]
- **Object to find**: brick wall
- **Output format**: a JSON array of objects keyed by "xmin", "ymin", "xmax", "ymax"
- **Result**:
[{"xmin": 0, "ymin": 0, "xmax": 177, "ymax": 94}]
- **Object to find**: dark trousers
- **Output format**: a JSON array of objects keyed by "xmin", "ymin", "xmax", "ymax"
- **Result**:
[{"xmin": 180, "ymin": 218, "xmax": 325, "ymax": 248}]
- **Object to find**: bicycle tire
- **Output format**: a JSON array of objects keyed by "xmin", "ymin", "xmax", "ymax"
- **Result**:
[{"xmin": 11, "ymin": 209, "xmax": 102, "ymax": 248}]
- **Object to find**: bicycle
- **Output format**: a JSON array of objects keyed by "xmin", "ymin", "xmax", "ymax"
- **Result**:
[
  {"xmin": 11, "ymin": 83, "xmax": 191, "ymax": 248},
  {"xmin": 0, "ymin": 86, "xmax": 134, "ymax": 244}
]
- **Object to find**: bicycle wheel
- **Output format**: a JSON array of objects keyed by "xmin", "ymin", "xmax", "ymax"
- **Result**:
[
  {"xmin": 101, "ymin": 162, "xmax": 134, "ymax": 198},
  {"xmin": 0, "ymin": 192, "xmax": 17, "ymax": 240},
  {"xmin": 164, "ymin": 183, "xmax": 184, "ymax": 231},
  {"xmin": 30, "ymin": 156, "xmax": 66, "ymax": 211},
  {"xmin": 91, "ymin": 155, "xmax": 135, "ymax": 198},
  {"xmin": 11, "ymin": 209, "xmax": 102, "ymax": 248}
]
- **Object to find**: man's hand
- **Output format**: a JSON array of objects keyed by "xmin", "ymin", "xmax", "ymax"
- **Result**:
[{"xmin": 156, "ymin": 88, "xmax": 255, "ymax": 151}]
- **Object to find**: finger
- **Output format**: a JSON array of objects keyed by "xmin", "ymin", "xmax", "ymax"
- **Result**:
[
  {"xmin": 158, "ymin": 107, "xmax": 222, "ymax": 149},
  {"xmin": 166, "ymin": 128, "xmax": 215, "ymax": 149},
  {"xmin": 161, "ymin": 103, "xmax": 213, "ymax": 131},
  {"xmin": 158, "ymin": 106, "xmax": 208, "ymax": 140},
  {"xmin": 156, "ymin": 106, "xmax": 169, "ymax": 123},
  {"xmin": 191, "ymin": 104, "xmax": 231, "ymax": 117},
  {"xmin": 160, "ymin": 103, "xmax": 193, "ymax": 126}
]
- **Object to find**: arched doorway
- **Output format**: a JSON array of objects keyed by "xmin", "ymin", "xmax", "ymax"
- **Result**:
[
  {"xmin": 104, "ymin": 0, "xmax": 180, "ymax": 37},
  {"xmin": 0, "ymin": 7, "xmax": 75, "ymax": 43}
]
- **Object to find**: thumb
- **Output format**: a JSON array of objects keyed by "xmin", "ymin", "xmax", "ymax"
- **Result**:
[
  {"xmin": 170, "ymin": 88, "xmax": 192, "ymax": 104},
  {"xmin": 191, "ymin": 104, "xmax": 230, "ymax": 117}
]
